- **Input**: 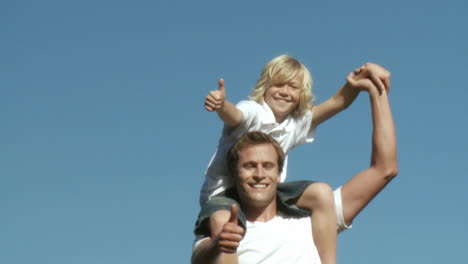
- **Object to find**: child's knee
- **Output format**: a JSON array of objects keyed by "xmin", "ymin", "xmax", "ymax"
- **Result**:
[
  {"xmin": 308, "ymin": 182, "xmax": 334, "ymax": 198},
  {"xmin": 299, "ymin": 182, "xmax": 335, "ymax": 209}
]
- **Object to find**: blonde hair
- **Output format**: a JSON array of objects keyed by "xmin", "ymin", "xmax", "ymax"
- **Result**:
[{"xmin": 249, "ymin": 55, "xmax": 315, "ymax": 118}]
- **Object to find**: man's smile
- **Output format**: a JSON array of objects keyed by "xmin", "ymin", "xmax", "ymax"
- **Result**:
[{"xmin": 249, "ymin": 183, "xmax": 269, "ymax": 189}]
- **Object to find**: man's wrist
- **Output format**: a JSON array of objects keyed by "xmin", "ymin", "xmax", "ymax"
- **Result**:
[
  {"xmin": 367, "ymin": 86, "xmax": 380, "ymax": 98},
  {"xmin": 192, "ymin": 238, "xmax": 221, "ymax": 264}
]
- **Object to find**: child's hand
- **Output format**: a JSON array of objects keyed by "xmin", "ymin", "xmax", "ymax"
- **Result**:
[
  {"xmin": 205, "ymin": 78, "xmax": 226, "ymax": 112},
  {"xmin": 346, "ymin": 72, "xmax": 380, "ymax": 95},
  {"xmin": 351, "ymin": 63, "xmax": 391, "ymax": 93}
]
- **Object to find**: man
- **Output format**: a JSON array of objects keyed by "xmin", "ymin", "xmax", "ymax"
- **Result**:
[{"xmin": 192, "ymin": 64, "xmax": 397, "ymax": 263}]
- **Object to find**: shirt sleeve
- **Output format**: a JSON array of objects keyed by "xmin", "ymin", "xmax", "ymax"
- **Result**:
[
  {"xmin": 334, "ymin": 186, "xmax": 352, "ymax": 233},
  {"xmin": 223, "ymin": 100, "xmax": 260, "ymax": 139}
]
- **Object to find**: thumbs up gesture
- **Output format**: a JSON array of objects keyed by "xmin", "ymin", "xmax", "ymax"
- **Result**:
[
  {"xmin": 215, "ymin": 204, "xmax": 245, "ymax": 254},
  {"xmin": 205, "ymin": 79, "xmax": 227, "ymax": 112}
]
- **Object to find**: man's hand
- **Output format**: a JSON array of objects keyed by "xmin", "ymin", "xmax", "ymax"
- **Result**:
[
  {"xmin": 349, "ymin": 63, "xmax": 391, "ymax": 94},
  {"xmin": 205, "ymin": 79, "xmax": 227, "ymax": 112},
  {"xmin": 214, "ymin": 204, "xmax": 245, "ymax": 254}
]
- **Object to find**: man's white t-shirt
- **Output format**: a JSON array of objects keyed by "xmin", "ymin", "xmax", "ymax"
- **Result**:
[
  {"xmin": 236, "ymin": 189, "xmax": 351, "ymax": 263},
  {"xmin": 238, "ymin": 213, "xmax": 321, "ymax": 264}
]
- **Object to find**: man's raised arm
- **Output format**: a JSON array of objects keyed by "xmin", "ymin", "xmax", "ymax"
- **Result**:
[{"xmin": 340, "ymin": 73, "xmax": 399, "ymax": 226}]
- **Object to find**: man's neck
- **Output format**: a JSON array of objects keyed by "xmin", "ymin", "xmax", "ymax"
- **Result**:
[{"xmin": 242, "ymin": 202, "xmax": 278, "ymax": 223}]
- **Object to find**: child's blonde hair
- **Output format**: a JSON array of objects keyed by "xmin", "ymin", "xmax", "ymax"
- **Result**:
[{"xmin": 249, "ymin": 55, "xmax": 315, "ymax": 118}]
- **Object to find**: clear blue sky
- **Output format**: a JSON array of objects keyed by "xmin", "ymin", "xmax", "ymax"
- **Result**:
[{"xmin": 2, "ymin": 0, "xmax": 467, "ymax": 263}]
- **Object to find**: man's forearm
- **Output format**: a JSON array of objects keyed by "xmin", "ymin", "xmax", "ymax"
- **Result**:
[
  {"xmin": 368, "ymin": 88, "xmax": 398, "ymax": 177},
  {"xmin": 192, "ymin": 239, "xmax": 219, "ymax": 264},
  {"xmin": 192, "ymin": 238, "xmax": 238, "ymax": 264}
]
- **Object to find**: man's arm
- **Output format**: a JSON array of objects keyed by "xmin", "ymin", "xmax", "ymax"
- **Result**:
[
  {"xmin": 192, "ymin": 238, "xmax": 239, "ymax": 264},
  {"xmin": 192, "ymin": 205, "xmax": 244, "ymax": 264},
  {"xmin": 339, "ymin": 76, "xmax": 398, "ymax": 226},
  {"xmin": 205, "ymin": 78, "xmax": 244, "ymax": 127},
  {"xmin": 191, "ymin": 239, "xmax": 222, "ymax": 264}
]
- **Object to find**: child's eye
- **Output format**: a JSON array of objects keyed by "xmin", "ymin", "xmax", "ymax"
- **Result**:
[{"xmin": 289, "ymin": 83, "xmax": 299, "ymax": 90}]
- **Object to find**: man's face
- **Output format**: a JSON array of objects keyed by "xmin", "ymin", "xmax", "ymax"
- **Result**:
[{"xmin": 235, "ymin": 143, "xmax": 281, "ymax": 209}]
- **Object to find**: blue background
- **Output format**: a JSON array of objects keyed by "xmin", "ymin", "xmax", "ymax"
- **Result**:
[{"xmin": 2, "ymin": 0, "xmax": 467, "ymax": 263}]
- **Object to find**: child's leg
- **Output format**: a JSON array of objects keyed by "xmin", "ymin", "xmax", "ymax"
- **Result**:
[{"xmin": 297, "ymin": 182, "xmax": 337, "ymax": 264}]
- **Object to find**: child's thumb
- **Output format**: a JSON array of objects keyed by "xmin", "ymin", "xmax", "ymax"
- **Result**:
[{"xmin": 228, "ymin": 204, "xmax": 238, "ymax": 224}]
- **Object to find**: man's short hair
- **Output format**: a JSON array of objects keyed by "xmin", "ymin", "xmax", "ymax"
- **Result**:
[{"xmin": 227, "ymin": 131, "xmax": 285, "ymax": 177}]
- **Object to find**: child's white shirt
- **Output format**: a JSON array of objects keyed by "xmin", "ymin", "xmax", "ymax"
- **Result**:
[{"xmin": 200, "ymin": 100, "xmax": 315, "ymax": 205}]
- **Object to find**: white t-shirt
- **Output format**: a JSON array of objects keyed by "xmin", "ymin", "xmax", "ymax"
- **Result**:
[
  {"xmin": 192, "ymin": 187, "xmax": 351, "ymax": 254},
  {"xmin": 200, "ymin": 100, "xmax": 315, "ymax": 204},
  {"xmin": 238, "ymin": 213, "xmax": 321, "ymax": 264}
]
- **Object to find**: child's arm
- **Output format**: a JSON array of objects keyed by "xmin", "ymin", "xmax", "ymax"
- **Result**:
[
  {"xmin": 310, "ymin": 63, "xmax": 390, "ymax": 129},
  {"xmin": 204, "ymin": 78, "xmax": 244, "ymax": 127},
  {"xmin": 310, "ymin": 82, "xmax": 360, "ymax": 129}
]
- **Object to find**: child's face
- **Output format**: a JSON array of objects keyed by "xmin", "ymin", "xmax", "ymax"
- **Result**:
[{"xmin": 264, "ymin": 75, "xmax": 302, "ymax": 123}]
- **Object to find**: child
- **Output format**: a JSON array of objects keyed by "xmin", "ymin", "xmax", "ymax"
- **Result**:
[{"xmin": 196, "ymin": 55, "xmax": 384, "ymax": 264}]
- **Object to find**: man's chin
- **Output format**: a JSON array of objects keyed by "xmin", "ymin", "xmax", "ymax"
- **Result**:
[{"xmin": 243, "ymin": 194, "xmax": 274, "ymax": 207}]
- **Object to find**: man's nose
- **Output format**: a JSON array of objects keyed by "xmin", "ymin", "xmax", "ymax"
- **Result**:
[{"xmin": 253, "ymin": 166, "xmax": 266, "ymax": 180}]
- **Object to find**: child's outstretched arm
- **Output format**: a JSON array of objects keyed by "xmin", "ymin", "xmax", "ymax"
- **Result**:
[
  {"xmin": 310, "ymin": 63, "xmax": 390, "ymax": 129},
  {"xmin": 204, "ymin": 78, "xmax": 244, "ymax": 127}
]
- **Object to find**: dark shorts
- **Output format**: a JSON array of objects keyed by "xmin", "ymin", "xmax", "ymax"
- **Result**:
[{"xmin": 194, "ymin": 180, "xmax": 315, "ymax": 240}]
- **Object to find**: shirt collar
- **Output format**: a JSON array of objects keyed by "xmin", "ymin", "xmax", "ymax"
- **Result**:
[
  {"xmin": 261, "ymin": 100, "xmax": 277, "ymax": 124},
  {"xmin": 261, "ymin": 101, "xmax": 294, "ymax": 132}
]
